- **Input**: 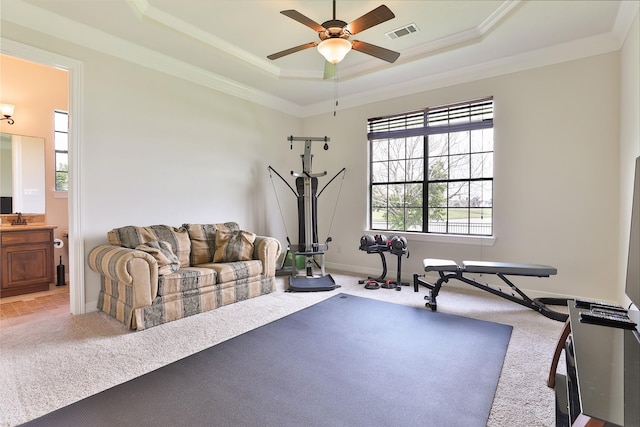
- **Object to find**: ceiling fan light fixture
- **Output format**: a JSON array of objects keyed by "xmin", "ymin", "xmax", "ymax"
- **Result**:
[{"xmin": 317, "ymin": 38, "xmax": 352, "ymax": 64}]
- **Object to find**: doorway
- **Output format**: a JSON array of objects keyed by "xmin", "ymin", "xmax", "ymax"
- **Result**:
[{"xmin": 1, "ymin": 40, "xmax": 85, "ymax": 315}]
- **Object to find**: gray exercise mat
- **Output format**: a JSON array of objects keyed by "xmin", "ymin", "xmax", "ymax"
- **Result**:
[{"xmin": 20, "ymin": 293, "xmax": 512, "ymax": 427}]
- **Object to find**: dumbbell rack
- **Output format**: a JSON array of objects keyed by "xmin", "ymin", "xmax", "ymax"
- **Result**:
[{"xmin": 359, "ymin": 243, "xmax": 409, "ymax": 289}]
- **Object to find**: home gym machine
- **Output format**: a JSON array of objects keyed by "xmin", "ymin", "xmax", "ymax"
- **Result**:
[
  {"xmin": 358, "ymin": 234, "xmax": 409, "ymax": 290},
  {"xmin": 268, "ymin": 136, "xmax": 346, "ymax": 292}
]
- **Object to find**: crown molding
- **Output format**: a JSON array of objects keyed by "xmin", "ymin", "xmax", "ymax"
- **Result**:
[
  {"xmin": 299, "ymin": 31, "xmax": 622, "ymax": 117},
  {"xmin": 1, "ymin": 0, "xmax": 301, "ymax": 116},
  {"xmin": 1, "ymin": 0, "xmax": 634, "ymax": 118},
  {"xmin": 261, "ymin": 0, "xmax": 523, "ymax": 82},
  {"xmin": 398, "ymin": 0, "xmax": 521, "ymax": 62},
  {"xmin": 126, "ymin": 0, "xmax": 522, "ymax": 83},
  {"xmin": 478, "ymin": 0, "xmax": 522, "ymax": 34},
  {"xmin": 126, "ymin": 0, "xmax": 281, "ymax": 77},
  {"xmin": 612, "ymin": 0, "xmax": 640, "ymax": 45}
]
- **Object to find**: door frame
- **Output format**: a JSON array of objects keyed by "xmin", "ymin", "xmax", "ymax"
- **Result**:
[{"xmin": 2, "ymin": 39, "xmax": 85, "ymax": 314}]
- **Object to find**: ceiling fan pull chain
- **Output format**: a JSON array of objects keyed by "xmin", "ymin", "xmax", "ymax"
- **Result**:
[{"xmin": 333, "ymin": 67, "xmax": 339, "ymax": 116}]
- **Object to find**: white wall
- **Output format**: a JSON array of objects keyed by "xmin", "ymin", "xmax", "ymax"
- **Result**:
[
  {"xmin": 80, "ymin": 55, "xmax": 300, "ymax": 305},
  {"xmin": 1, "ymin": 23, "xmax": 301, "ymax": 308},
  {"xmin": 302, "ymin": 52, "xmax": 622, "ymax": 302},
  {"xmin": 619, "ymin": 13, "xmax": 640, "ymax": 305}
]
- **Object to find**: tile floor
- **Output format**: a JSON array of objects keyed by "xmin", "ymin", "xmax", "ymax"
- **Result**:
[{"xmin": 0, "ymin": 285, "xmax": 70, "ymax": 327}]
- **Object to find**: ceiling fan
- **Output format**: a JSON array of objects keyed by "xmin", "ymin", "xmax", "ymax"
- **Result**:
[{"xmin": 267, "ymin": 0, "xmax": 400, "ymax": 76}]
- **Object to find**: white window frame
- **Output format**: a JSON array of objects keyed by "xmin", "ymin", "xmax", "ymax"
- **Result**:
[
  {"xmin": 367, "ymin": 97, "xmax": 495, "ymax": 242},
  {"xmin": 54, "ymin": 110, "xmax": 69, "ymax": 192}
]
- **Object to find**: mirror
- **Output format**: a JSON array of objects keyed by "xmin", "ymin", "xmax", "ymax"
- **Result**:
[{"xmin": 0, "ymin": 133, "xmax": 46, "ymax": 214}]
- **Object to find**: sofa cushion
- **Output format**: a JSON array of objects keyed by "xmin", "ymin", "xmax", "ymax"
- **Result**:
[
  {"xmin": 108, "ymin": 225, "xmax": 191, "ymax": 268},
  {"xmin": 157, "ymin": 267, "xmax": 217, "ymax": 296},
  {"xmin": 196, "ymin": 260, "xmax": 263, "ymax": 284},
  {"xmin": 184, "ymin": 222, "xmax": 240, "ymax": 265},
  {"xmin": 213, "ymin": 230, "xmax": 256, "ymax": 262},
  {"xmin": 135, "ymin": 241, "xmax": 180, "ymax": 276}
]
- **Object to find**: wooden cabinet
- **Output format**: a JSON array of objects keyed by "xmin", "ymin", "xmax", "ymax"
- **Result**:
[{"xmin": 0, "ymin": 227, "xmax": 55, "ymax": 297}]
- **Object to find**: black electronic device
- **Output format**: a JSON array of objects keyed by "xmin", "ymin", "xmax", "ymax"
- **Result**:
[
  {"xmin": 575, "ymin": 298, "xmax": 626, "ymax": 312},
  {"xmin": 591, "ymin": 307, "xmax": 628, "ymax": 316},
  {"xmin": 579, "ymin": 310, "xmax": 637, "ymax": 329},
  {"xmin": 0, "ymin": 196, "xmax": 12, "ymax": 214},
  {"xmin": 624, "ymin": 157, "xmax": 640, "ymax": 326}
]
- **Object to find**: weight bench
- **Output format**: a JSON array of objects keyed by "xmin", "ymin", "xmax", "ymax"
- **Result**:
[{"xmin": 413, "ymin": 259, "xmax": 568, "ymax": 322}]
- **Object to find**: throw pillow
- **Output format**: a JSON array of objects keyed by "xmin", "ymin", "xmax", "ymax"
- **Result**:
[
  {"xmin": 183, "ymin": 222, "xmax": 240, "ymax": 265},
  {"xmin": 213, "ymin": 230, "xmax": 256, "ymax": 262},
  {"xmin": 108, "ymin": 225, "xmax": 191, "ymax": 268},
  {"xmin": 136, "ymin": 240, "xmax": 180, "ymax": 275}
]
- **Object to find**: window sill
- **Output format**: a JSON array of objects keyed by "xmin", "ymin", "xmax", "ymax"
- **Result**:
[
  {"xmin": 53, "ymin": 191, "xmax": 68, "ymax": 199},
  {"xmin": 365, "ymin": 230, "xmax": 496, "ymax": 246}
]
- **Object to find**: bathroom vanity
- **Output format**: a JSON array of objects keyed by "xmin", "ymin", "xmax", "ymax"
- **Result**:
[
  {"xmin": 0, "ymin": 220, "xmax": 56, "ymax": 297},
  {"xmin": 0, "ymin": 131, "xmax": 56, "ymax": 297}
]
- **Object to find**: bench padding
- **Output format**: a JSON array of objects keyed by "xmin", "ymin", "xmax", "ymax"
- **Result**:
[
  {"xmin": 423, "ymin": 258, "xmax": 556, "ymax": 277},
  {"xmin": 423, "ymin": 258, "xmax": 459, "ymax": 272},
  {"xmin": 462, "ymin": 261, "xmax": 556, "ymax": 277}
]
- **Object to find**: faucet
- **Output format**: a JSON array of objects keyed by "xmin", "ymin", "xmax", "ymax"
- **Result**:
[{"xmin": 11, "ymin": 212, "xmax": 28, "ymax": 225}]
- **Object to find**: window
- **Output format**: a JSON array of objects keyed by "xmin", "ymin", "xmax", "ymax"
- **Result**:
[
  {"xmin": 368, "ymin": 98, "xmax": 493, "ymax": 236},
  {"xmin": 54, "ymin": 110, "xmax": 69, "ymax": 191}
]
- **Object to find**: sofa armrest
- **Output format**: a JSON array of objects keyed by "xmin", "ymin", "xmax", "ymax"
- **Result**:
[
  {"xmin": 253, "ymin": 236, "xmax": 281, "ymax": 277},
  {"xmin": 88, "ymin": 245, "xmax": 159, "ymax": 307}
]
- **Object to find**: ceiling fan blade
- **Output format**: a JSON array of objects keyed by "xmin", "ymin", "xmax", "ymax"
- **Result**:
[
  {"xmin": 346, "ymin": 5, "xmax": 395, "ymax": 35},
  {"xmin": 323, "ymin": 61, "xmax": 336, "ymax": 80},
  {"xmin": 281, "ymin": 10, "xmax": 326, "ymax": 32},
  {"xmin": 351, "ymin": 40, "xmax": 400, "ymax": 63},
  {"xmin": 267, "ymin": 42, "xmax": 318, "ymax": 60}
]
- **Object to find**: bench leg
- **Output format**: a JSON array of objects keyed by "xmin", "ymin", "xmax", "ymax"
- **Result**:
[
  {"xmin": 413, "ymin": 273, "xmax": 423, "ymax": 292},
  {"xmin": 424, "ymin": 291, "xmax": 437, "ymax": 311},
  {"xmin": 414, "ymin": 272, "xmax": 455, "ymax": 311},
  {"xmin": 424, "ymin": 273, "xmax": 451, "ymax": 311}
]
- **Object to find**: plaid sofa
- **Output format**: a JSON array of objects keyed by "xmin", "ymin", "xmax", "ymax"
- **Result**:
[{"xmin": 88, "ymin": 222, "xmax": 281, "ymax": 330}]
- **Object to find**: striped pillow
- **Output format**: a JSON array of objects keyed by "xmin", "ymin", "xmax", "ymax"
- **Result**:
[
  {"xmin": 213, "ymin": 230, "xmax": 256, "ymax": 262},
  {"xmin": 184, "ymin": 222, "xmax": 240, "ymax": 265},
  {"xmin": 135, "ymin": 241, "xmax": 180, "ymax": 275},
  {"xmin": 107, "ymin": 225, "xmax": 191, "ymax": 268}
]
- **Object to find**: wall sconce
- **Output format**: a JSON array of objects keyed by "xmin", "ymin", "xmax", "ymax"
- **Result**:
[{"xmin": 1, "ymin": 104, "xmax": 15, "ymax": 125}]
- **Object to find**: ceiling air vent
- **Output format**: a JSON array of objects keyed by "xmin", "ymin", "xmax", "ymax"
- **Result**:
[{"xmin": 385, "ymin": 23, "xmax": 419, "ymax": 40}]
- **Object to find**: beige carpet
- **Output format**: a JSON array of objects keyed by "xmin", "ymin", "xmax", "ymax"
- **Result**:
[{"xmin": 0, "ymin": 272, "xmax": 566, "ymax": 427}]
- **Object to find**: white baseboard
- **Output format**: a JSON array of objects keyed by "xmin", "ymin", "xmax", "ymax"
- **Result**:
[{"xmin": 85, "ymin": 301, "xmax": 99, "ymax": 313}]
